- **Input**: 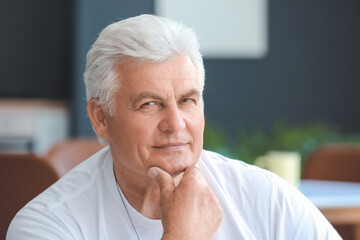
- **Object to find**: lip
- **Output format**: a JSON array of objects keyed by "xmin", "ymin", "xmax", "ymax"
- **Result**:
[{"xmin": 152, "ymin": 143, "xmax": 188, "ymax": 150}]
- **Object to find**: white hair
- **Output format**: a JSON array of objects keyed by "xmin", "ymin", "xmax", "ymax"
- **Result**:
[{"xmin": 84, "ymin": 14, "xmax": 205, "ymax": 116}]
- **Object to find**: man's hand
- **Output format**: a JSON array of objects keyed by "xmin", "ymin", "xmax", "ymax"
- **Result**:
[{"xmin": 148, "ymin": 166, "xmax": 223, "ymax": 240}]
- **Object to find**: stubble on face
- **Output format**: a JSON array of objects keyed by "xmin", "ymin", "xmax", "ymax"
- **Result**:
[{"xmin": 106, "ymin": 55, "xmax": 205, "ymax": 184}]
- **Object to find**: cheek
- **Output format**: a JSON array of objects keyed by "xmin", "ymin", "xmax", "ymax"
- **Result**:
[
  {"xmin": 108, "ymin": 118, "xmax": 156, "ymax": 161},
  {"xmin": 128, "ymin": 117, "xmax": 158, "ymax": 144},
  {"xmin": 189, "ymin": 114, "xmax": 204, "ymax": 160},
  {"xmin": 107, "ymin": 116, "xmax": 144, "ymax": 146},
  {"xmin": 188, "ymin": 112, "xmax": 205, "ymax": 140}
]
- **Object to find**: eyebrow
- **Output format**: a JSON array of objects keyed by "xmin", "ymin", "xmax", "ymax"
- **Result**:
[
  {"xmin": 178, "ymin": 89, "xmax": 202, "ymax": 101},
  {"xmin": 131, "ymin": 88, "xmax": 202, "ymax": 107}
]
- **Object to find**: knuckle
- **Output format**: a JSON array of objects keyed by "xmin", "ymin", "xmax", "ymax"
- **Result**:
[
  {"xmin": 158, "ymin": 176, "xmax": 167, "ymax": 186},
  {"xmin": 189, "ymin": 166, "xmax": 201, "ymax": 175},
  {"xmin": 186, "ymin": 176, "xmax": 204, "ymax": 189}
]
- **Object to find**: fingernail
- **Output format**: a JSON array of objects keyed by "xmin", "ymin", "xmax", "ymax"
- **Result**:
[{"xmin": 148, "ymin": 167, "xmax": 158, "ymax": 179}]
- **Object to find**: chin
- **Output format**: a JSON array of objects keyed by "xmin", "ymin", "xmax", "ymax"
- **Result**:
[{"xmin": 155, "ymin": 154, "xmax": 197, "ymax": 175}]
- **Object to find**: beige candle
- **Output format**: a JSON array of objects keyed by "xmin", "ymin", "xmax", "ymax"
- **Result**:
[{"xmin": 255, "ymin": 151, "xmax": 301, "ymax": 187}]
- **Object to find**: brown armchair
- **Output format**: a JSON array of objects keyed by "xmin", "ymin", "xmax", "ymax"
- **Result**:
[
  {"xmin": 0, "ymin": 153, "xmax": 59, "ymax": 239},
  {"xmin": 1, "ymin": 138, "xmax": 104, "ymax": 239},
  {"xmin": 303, "ymin": 144, "xmax": 360, "ymax": 182},
  {"xmin": 45, "ymin": 138, "xmax": 104, "ymax": 177},
  {"xmin": 302, "ymin": 144, "xmax": 360, "ymax": 240}
]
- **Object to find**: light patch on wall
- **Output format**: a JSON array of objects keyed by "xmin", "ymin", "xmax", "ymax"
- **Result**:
[{"xmin": 155, "ymin": 0, "xmax": 268, "ymax": 59}]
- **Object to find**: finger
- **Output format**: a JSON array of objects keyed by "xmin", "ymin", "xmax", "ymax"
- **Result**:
[
  {"xmin": 148, "ymin": 167, "xmax": 175, "ymax": 193},
  {"xmin": 183, "ymin": 165, "xmax": 202, "ymax": 178},
  {"xmin": 183, "ymin": 166, "xmax": 207, "ymax": 185}
]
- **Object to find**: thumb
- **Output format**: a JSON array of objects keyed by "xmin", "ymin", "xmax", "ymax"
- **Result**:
[{"xmin": 148, "ymin": 167, "xmax": 175, "ymax": 193}]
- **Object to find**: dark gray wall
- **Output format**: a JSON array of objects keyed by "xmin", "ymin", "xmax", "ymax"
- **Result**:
[
  {"xmin": 2, "ymin": 1, "xmax": 358, "ymax": 137},
  {"xmin": 204, "ymin": 0, "xmax": 360, "ymax": 135},
  {"xmin": 0, "ymin": 0, "xmax": 73, "ymax": 99}
]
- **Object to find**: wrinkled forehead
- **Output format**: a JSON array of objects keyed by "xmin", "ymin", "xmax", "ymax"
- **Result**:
[
  {"xmin": 114, "ymin": 55, "xmax": 203, "ymax": 95},
  {"xmin": 115, "ymin": 55, "xmax": 204, "ymax": 92}
]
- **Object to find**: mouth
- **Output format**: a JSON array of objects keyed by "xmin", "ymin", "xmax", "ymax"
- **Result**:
[{"xmin": 152, "ymin": 143, "xmax": 188, "ymax": 150}]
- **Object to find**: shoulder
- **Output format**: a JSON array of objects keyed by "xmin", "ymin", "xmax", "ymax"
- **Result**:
[
  {"xmin": 7, "ymin": 147, "xmax": 114, "ymax": 239},
  {"xmin": 36, "ymin": 146, "xmax": 112, "ymax": 210},
  {"xmin": 199, "ymin": 149, "xmax": 281, "ymax": 212},
  {"xmin": 199, "ymin": 149, "xmax": 314, "ymax": 206},
  {"xmin": 199, "ymin": 149, "xmax": 277, "ymax": 186},
  {"xmin": 199, "ymin": 150, "xmax": 340, "ymax": 239}
]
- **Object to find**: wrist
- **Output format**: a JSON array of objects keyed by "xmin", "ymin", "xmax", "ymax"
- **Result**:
[{"xmin": 162, "ymin": 230, "xmax": 189, "ymax": 240}]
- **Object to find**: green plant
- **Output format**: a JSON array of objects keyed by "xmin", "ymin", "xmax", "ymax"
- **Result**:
[
  {"xmin": 203, "ymin": 120, "xmax": 360, "ymax": 166},
  {"xmin": 203, "ymin": 122, "xmax": 236, "ymax": 158}
]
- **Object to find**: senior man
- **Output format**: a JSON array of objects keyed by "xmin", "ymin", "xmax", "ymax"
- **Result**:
[{"xmin": 8, "ymin": 14, "xmax": 340, "ymax": 239}]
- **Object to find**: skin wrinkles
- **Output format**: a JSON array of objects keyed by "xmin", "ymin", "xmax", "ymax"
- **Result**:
[
  {"xmin": 88, "ymin": 54, "xmax": 205, "ymax": 218},
  {"xmin": 131, "ymin": 89, "xmax": 202, "ymax": 111}
]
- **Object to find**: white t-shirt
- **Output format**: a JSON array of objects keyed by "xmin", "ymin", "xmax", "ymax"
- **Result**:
[{"xmin": 7, "ymin": 147, "xmax": 341, "ymax": 239}]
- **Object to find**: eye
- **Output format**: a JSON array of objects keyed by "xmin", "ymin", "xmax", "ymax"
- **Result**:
[
  {"xmin": 141, "ymin": 101, "xmax": 156, "ymax": 107},
  {"xmin": 182, "ymin": 98, "xmax": 195, "ymax": 104},
  {"xmin": 138, "ymin": 101, "xmax": 162, "ymax": 112}
]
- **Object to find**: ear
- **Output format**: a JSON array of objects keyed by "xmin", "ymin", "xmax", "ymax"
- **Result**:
[{"xmin": 87, "ymin": 98, "xmax": 109, "ymax": 139}]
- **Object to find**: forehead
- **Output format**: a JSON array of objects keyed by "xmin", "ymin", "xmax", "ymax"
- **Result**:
[{"xmin": 115, "ymin": 55, "xmax": 201, "ymax": 97}]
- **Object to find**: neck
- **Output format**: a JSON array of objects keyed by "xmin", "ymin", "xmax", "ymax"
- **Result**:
[
  {"xmin": 114, "ymin": 162, "xmax": 185, "ymax": 219},
  {"xmin": 114, "ymin": 163, "xmax": 161, "ymax": 219}
]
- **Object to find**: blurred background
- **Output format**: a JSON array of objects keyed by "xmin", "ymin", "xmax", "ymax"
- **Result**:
[
  {"xmin": 1, "ymin": 1, "xmax": 360, "ymax": 239},
  {"xmin": 0, "ymin": 0, "xmax": 359, "ymax": 160}
]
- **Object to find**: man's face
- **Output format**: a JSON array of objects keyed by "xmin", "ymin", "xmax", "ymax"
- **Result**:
[{"xmin": 104, "ymin": 55, "xmax": 205, "ymax": 177}]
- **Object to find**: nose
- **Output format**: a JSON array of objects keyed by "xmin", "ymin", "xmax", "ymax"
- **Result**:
[{"xmin": 158, "ymin": 105, "xmax": 186, "ymax": 133}]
